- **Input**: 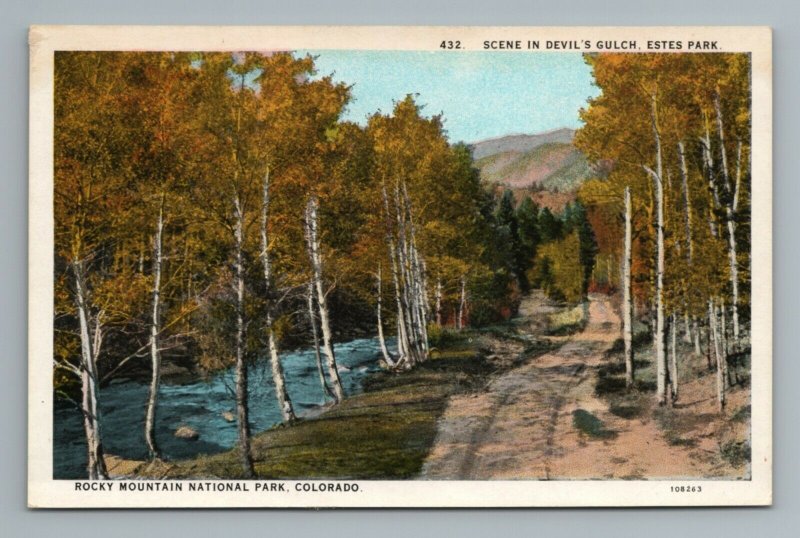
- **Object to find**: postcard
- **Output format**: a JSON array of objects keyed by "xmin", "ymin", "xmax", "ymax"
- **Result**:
[{"xmin": 28, "ymin": 25, "xmax": 772, "ymax": 508}]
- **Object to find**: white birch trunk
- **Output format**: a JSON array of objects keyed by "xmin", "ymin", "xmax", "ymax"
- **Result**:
[
  {"xmin": 435, "ymin": 278, "xmax": 442, "ymax": 327},
  {"xmin": 411, "ymin": 245, "xmax": 429, "ymax": 356},
  {"xmin": 376, "ymin": 265, "xmax": 396, "ymax": 367},
  {"xmin": 418, "ymin": 256, "xmax": 431, "ymax": 324},
  {"xmin": 734, "ymin": 140, "xmax": 743, "ymax": 212},
  {"xmin": 720, "ymin": 303, "xmax": 728, "ymax": 359},
  {"xmin": 382, "ymin": 183, "xmax": 415, "ymax": 367},
  {"xmin": 260, "ymin": 168, "xmax": 295, "ymax": 422},
  {"xmin": 683, "ymin": 311, "xmax": 692, "ymax": 344},
  {"xmin": 403, "ymin": 200, "xmax": 425, "ymax": 357},
  {"xmin": 138, "ymin": 239, "xmax": 145, "ymax": 274},
  {"xmin": 402, "ymin": 181, "xmax": 429, "ymax": 356},
  {"xmin": 719, "ymin": 303, "xmax": 734, "ymax": 385},
  {"xmin": 387, "ymin": 232, "xmax": 412, "ymax": 364},
  {"xmin": 73, "ymin": 260, "xmax": 108, "ymax": 479},
  {"xmin": 387, "ymin": 185, "xmax": 419, "ymax": 368},
  {"xmin": 678, "ymin": 140, "xmax": 694, "ymax": 261},
  {"xmin": 305, "ymin": 197, "xmax": 345, "ymax": 402},
  {"xmin": 622, "ymin": 186, "xmax": 634, "ymax": 388},
  {"xmin": 709, "ymin": 299, "xmax": 726, "ymax": 412},
  {"xmin": 396, "ymin": 317, "xmax": 408, "ymax": 359},
  {"xmin": 719, "ymin": 304, "xmax": 730, "ymax": 388},
  {"xmin": 394, "ymin": 183, "xmax": 421, "ymax": 358},
  {"xmin": 392, "ymin": 250, "xmax": 411, "ymax": 363},
  {"xmin": 693, "ymin": 318, "xmax": 702, "ymax": 356},
  {"xmin": 647, "ymin": 92, "xmax": 668, "ymax": 406},
  {"xmin": 415, "ymin": 262, "xmax": 429, "ymax": 354},
  {"xmin": 703, "ymin": 116, "xmax": 720, "ymax": 206},
  {"xmin": 233, "ymin": 194, "xmax": 254, "ymax": 478},
  {"xmin": 457, "ymin": 276, "xmax": 467, "ymax": 331},
  {"xmin": 145, "ymin": 198, "xmax": 164, "ymax": 460},
  {"xmin": 702, "ymin": 115, "xmax": 720, "ymax": 238},
  {"xmin": 705, "ymin": 308, "xmax": 712, "ymax": 360},
  {"xmin": 715, "ymin": 93, "xmax": 741, "ymax": 343},
  {"xmin": 714, "ymin": 94, "xmax": 732, "ymax": 194},
  {"xmin": 307, "ymin": 281, "xmax": 334, "ymax": 399},
  {"xmin": 267, "ymin": 315, "xmax": 295, "ymax": 421},
  {"xmin": 669, "ymin": 313, "xmax": 679, "ymax": 402}
]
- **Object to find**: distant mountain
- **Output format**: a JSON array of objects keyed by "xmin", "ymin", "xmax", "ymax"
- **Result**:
[
  {"xmin": 470, "ymin": 128, "xmax": 592, "ymax": 196},
  {"xmin": 470, "ymin": 127, "xmax": 575, "ymax": 160}
]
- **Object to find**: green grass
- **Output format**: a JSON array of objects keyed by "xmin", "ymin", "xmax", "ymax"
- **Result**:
[
  {"xmin": 146, "ymin": 346, "xmax": 498, "ymax": 480},
  {"xmin": 605, "ymin": 328, "xmax": 653, "ymax": 357},
  {"xmin": 731, "ymin": 404, "xmax": 751, "ymax": 423},
  {"xmin": 719, "ymin": 440, "xmax": 751, "ymax": 468},
  {"xmin": 608, "ymin": 402, "xmax": 645, "ymax": 419},
  {"xmin": 546, "ymin": 302, "xmax": 587, "ymax": 336},
  {"xmin": 427, "ymin": 324, "xmax": 469, "ymax": 350}
]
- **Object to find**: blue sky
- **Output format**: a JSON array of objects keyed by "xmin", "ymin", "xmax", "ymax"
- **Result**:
[{"xmin": 300, "ymin": 50, "xmax": 600, "ymax": 144}]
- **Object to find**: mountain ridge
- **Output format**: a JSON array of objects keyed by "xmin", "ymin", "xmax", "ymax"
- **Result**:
[
  {"xmin": 469, "ymin": 127, "xmax": 576, "ymax": 161},
  {"xmin": 469, "ymin": 127, "xmax": 591, "ymax": 212}
]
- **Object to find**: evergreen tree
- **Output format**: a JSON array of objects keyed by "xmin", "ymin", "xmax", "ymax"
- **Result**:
[{"xmin": 538, "ymin": 207, "xmax": 563, "ymax": 243}]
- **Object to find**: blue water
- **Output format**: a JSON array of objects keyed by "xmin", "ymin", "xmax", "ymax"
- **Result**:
[{"xmin": 54, "ymin": 337, "xmax": 385, "ymax": 478}]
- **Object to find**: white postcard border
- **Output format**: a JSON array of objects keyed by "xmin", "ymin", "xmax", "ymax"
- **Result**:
[{"xmin": 28, "ymin": 25, "xmax": 772, "ymax": 508}]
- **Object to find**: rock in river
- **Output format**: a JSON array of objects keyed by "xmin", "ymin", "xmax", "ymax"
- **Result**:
[{"xmin": 174, "ymin": 425, "xmax": 199, "ymax": 440}]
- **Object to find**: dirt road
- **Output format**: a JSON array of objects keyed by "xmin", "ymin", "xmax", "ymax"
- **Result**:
[{"xmin": 421, "ymin": 293, "xmax": 748, "ymax": 480}]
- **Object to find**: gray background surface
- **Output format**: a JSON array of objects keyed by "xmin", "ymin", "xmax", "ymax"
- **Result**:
[{"xmin": 2, "ymin": 0, "xmax": 797, "ymax": 535}]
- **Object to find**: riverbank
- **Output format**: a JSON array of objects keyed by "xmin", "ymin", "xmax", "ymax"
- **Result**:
[
  {"xmin": 131, "ymin": 339, "xmax": 555, "ymax": 479},
  {"xmin": 55, "ymin": 338, "xmax": 385, "ymax": 479},
  {"xmin": 120, "ymin": 295, "xmax": 568, "ymax": 479},
  {"xmin": 105, "ymin": 291, "xmax": 750, "ymax": 481}
]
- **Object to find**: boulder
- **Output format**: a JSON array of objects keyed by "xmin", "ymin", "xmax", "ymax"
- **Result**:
[
  {"xmin": 222, "ymin": 411, "xmax": 235, "ymax": 422},
  {"xmin": 174, "ymin": 425, "xmax": 199, "ymax": 440}
]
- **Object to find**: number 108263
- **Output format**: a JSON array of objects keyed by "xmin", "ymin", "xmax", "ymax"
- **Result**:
[{"xmin": 670, "ymin": 485, "xmax": 703, "ymax": 493}]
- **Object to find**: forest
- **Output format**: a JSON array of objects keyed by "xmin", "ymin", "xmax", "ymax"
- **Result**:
[
  {"xmin": 575, "ymin": 52, "xmax": 751, "ymax": 408},
  {"xmin": 53, "ymin": 51, "xmax": 750, "ymax": 481},
  {"xmin": 54, "ymin": 51, "xmax": 591, "ymax": 479}
]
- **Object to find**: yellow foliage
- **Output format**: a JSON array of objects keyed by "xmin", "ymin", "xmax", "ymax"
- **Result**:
[{"xmin": 531, "ymin": 231, "xmax": 584, "ymax": 303}]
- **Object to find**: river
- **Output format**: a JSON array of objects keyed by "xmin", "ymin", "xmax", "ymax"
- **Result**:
[{"xmin": 54, "ymin": 337, "xmax": 385, "ymax": 479}]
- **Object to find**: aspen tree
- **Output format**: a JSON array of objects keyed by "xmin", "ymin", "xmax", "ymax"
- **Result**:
[
  {"xmin": 642, "ymin": 89, "xmax": 668, "ymax": 407},
  {"xmin": 54, "ymin": 52, "xmax": 140, "ymax": 479},
  {"xmin": 308, "ymin": 281, "xmax": 335, "ymax": 400},
  {"xmin": 669, "ymin": 313, "xmax": 679, "ymax": 402},
  {"xmin": 145, "ymin": 197, "xmax": 164, "ymax": 459},
  {"xmin": 576, "ymin": 53, "xmax": 750, "ymax": 410},
  {"xmin": 260, "ymin": 168, "xmax": 295, "ymax": 422},
  {"xmin": 305, "ymin": 196, "xmax": 346, "ymax": 402},
  {"xmin": 376, "ymin": 265, "xmax": 397, "ymax": 367},
  {"xmin": 623, "ymin": 186, "xmax": 634, "ymax": 387}
]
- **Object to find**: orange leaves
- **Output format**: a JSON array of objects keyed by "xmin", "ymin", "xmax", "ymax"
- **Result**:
[{"xmin": 577, "ymin": 52, "xmax": 751, "ymax": 317}]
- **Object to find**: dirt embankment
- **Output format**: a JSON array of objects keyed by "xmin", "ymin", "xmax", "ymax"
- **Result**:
[{"xmin": 421, "ymin": 293, "xmax": 750, "ymax": 480}]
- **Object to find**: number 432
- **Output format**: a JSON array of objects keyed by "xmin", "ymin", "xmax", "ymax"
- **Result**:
[{"xmin": 440, "ymin": 40, "xmax": 462, "ymax": 49}]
